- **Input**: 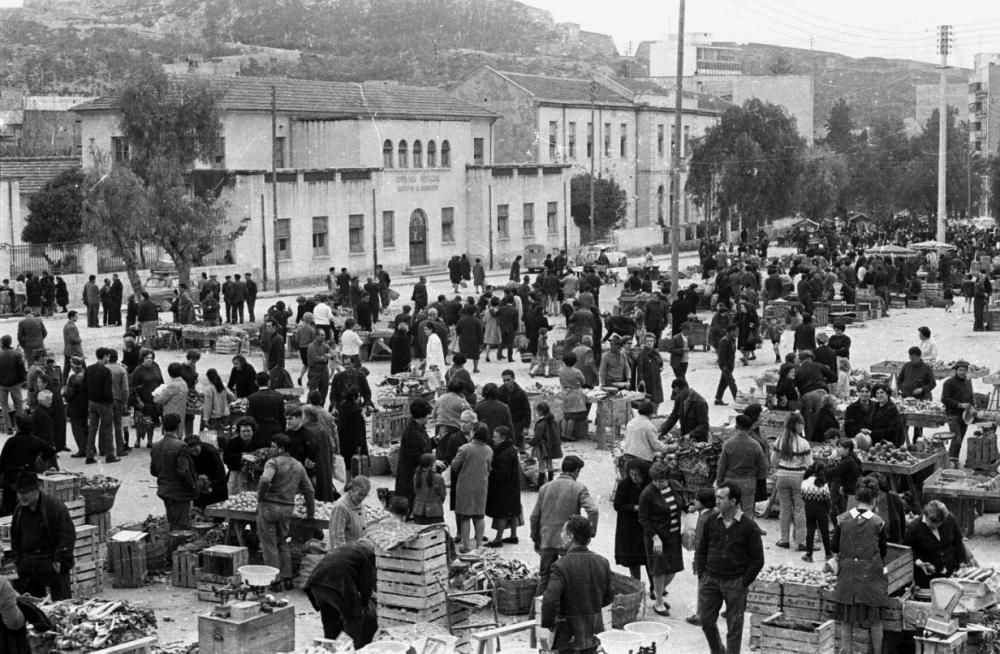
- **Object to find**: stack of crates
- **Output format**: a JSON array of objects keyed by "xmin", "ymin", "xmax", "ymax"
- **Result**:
[
  {"xmin": 196, "ymin": 545, "xmax": 248, "ymax": 602},
  {"xmin": 71, "ymin": 524, "xmax": 103, "ymax": 597},
  {"xmin": 41, "ymin": 473, "xmax": 85, "ymax": 527},
  {"xmin": 375, "ymin": 528, "xmax": 461, "ymax": 629},
  {"xmin": 109, "ymin": 530, "xmax": 148, "ymax": 588}
]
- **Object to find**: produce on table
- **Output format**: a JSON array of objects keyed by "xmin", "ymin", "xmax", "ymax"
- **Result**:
[
  {"xmin": 929, "ymin": 360, "xmax": 989, "ymax": 376},
  {"xmin": 216, "ymin": 491, "xmax": 339, "ymax": 522},
  {"xmin": 811, "ymin": 444, "xmax": 838, "ymax": 461},
  {"xmin": 362, "ymin": 503, "xmax": 389, "ymax": 524},
  {"xmin": 229, "ymin": 397, "xmax": 249, "ymax": 414},
  {"xmin": 29, "ymin": 598, "xmax": 156, "ymax": 652},
  {"xmin": 365, "ymin": 520, "xmax": 425, "ymax": 552},
  {"xmin": 861, "ymin": 442, "xmax": 918, "ymax": 466},
  {"xmin": 80, "ymin": 475, "xmax": 120, "ymax": 491},
  {"xmin": 897, "ymin": 398, "xmax": 946, "ymax": 415},
  {"xmin": 467, "ymin": 548, "xmax": 536, "ymax": 582},
  {"xmin": 756, "ymin": 564, "xmax": 837, "ymax": 589}
]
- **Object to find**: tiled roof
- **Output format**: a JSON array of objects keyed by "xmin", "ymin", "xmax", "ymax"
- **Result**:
[
  {"xmin": 0, "ymin": 157, "xmax": 79, "ymax": 194},
  {"xmin": 72, "ymin": 77, "xmax": 497, "ymax": 121},
  {"xmin": 610, "ymin": 78, "xmax": 731, "ymax": 113},
  {"xmin": 494, "ymin": 71, "xmax": 634, "ymax": 106}
]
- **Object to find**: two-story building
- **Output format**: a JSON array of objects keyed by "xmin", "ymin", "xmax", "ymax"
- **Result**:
[
  {"xmin": 73, "ymin": 76, "xmax": 576, "ymax": 281},
  {"xmin": 451, "ymin": 67, "xmax": 725, "ymax": 233}
]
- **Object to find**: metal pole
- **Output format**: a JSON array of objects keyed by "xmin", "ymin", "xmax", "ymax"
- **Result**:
[
  {"xmin": 371, "ymin": 188, "xmax": 378, "ymax": 274},
  {"xmin": 937, "ymin": 25, "xmax": 951, "ymax": 241},
  {"xmin": 968, "ymin": 147, "xmax": 972, "ymax": 219},
  {"xmin": 271, "ymin": 85, "xmax": 281, "ymax": 293},
  {"xmin": 260, "ymin": 194, "xmax": 268, "ymax": 291},
  {"xmin": 589, "ymin": 81, "xmax": 596, "ymax": 243},
  {"xmin": 670, "ymin": 0, "xmax": 685, "ymax": 301}
]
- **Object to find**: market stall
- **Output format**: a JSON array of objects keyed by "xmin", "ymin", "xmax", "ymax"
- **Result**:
[
  {"xmin": 923, "ymin": 468, "xmax": 1000, "ymax": 537},
  {"xmin": 859, "ymin": 443, "xmax": 948, "ymax": 508}
]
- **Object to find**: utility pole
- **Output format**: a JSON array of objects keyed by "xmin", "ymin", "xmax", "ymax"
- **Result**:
[
  {"xmin": 271, "ymin": 85, "xmax": 281, "ymax": 293},
  {"xmin": 589, "ymin": 80, "xmax": 596, "ymax": 244},
  {"xmin": 670, "ymin": 0, "xmax": 685, "ymax": 302},
  {"xmin": 937, "ymin": 25, "xmax": 951, "ymax": 242}
]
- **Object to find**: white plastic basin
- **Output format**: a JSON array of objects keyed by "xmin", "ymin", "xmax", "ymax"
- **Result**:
[
  {"xmin": 237, "ymin": 565, "xmax": 279, "ymax": 586},
  {"xmin": 624, "ymin": 621, "xmax": 672, "ymax": 650},
  {"xmin": 359, "ymin": 642, "xmax": 410, "ymax": 654},
  {"xmin": 597, "ymin": 630, "xmax": 644, "ymax": 654}
]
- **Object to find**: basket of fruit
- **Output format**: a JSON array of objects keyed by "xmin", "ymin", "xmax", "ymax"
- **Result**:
[{"xmin": 80, "ymin": 475, "xmax": 121, "ymax": 515}]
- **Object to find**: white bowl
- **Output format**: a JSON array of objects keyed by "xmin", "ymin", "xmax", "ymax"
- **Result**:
[
  {"xmin": 237, "ymin": 565, "xmax": 279, "ymax": 586},
  {"xmin": 597, "ymin": 630, "xmax": 644, "ymax": 654},
  {"xmin": 624, "ymin": 622, "xmax": 672, "ymax": 650}
]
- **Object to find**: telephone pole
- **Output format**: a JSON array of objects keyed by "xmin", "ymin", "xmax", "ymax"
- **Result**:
[
  {"xmin": 670, "ymin": 0, "xmax": 685, "ymax": 301},
  {"xmin": 589, "ymin": 80, "xmax": 597, "ymax": 243},
  {"xmin": 937, "ymin": 25, "xmax": 952, "ymax": 242},
  {"xmin": 271, "ymin": 85, "xmax": 281, "ymax": 293}
]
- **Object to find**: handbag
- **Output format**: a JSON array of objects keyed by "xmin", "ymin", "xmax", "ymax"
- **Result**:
[{"xmin": 332, "ymin": 454, "xmax": 347, "ymax": 484}]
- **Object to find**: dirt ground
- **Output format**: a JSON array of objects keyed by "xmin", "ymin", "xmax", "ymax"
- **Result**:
[{"xmin": 5, "ymin": 246, "xmax": 1000, "ymax": 652}]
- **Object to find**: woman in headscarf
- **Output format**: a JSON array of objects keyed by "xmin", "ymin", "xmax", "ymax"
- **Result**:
[
  {"xmin": 559, "ymin": 351, "xmax": 588, "ymax": 442},
  {"xmin": 485, "ymin": 426, "xmax": 522, "ymax": 548},
  {"xmin": 388, "ymin": 322, "xmax": 412, "ymax": 375},
  {"xmin": 614, "ymin": 458, "xmax": 652, "ymax": 584},
  {"xmin": 394, "ymin": 398, "xmax": 433, "ymax": 514}
]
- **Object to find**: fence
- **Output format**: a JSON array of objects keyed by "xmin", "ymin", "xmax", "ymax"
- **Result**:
[
  {"xmin": 96, "ymin": 237, "xmax": 236, "ymax": 274},
  {"xmin": 10, "ymin": 242, "xmax": 83, "ymax": 277}
]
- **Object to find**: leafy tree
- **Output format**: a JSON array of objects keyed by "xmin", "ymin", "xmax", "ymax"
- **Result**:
[
  {"xmin": 989, "ymin": 156, "xmax": 1000, "ymax": 219},
  {"xmin": 795, "ymin": 147, "xmax": 850, "ymax": 220},
  {"xmin": 823, "ymin": 98, "xmax": 856, "ymax": 154},
  {"xmin": 570, "ymin": 174, "xmax": 627, "ymax": 242},
  {"xmin": 22, "ymin": 167, "xmax": 85, "ymax": 244},
  {"xmin": 768, "ymin": 53, "xmax": 794, "ymax": 76},
  {"xmin": 841, "ymin": 113, "xmax": 910, "ymax": 216},
  {"xmin": 686, "ymin": 98, "xmax": 805, "ymax": 229},
  {"xmin": 895, "ymin": 107, "xmax": 974, "ymax": 218}
]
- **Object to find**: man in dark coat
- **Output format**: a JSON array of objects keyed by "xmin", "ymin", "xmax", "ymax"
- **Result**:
[
  {"xmin": 11, "ymin": 471, "xmax": 75, "ymax": 600},
  {"xmin": 150, "ymin": 413, "xmax": 198, "ymax": 531},
  {"xmin": 659, "ymin": 377, "xmax": 709, "ymax": 442},
  {"xmin": 16, "ymin": 310, "xmax": 46, "ymax": 367},
  {"xmin": 110, "ymin": 274, "xmax": 124, "ymax": 325},
  {"xmin": 475, "ymin": 384, "xmax": 515, "ymax": 436},
  {"xmin": 670, "ymin": 296, "xmax": 690, "ymax": 336},
  {"xmin": 714, "ymin": 324, "xmax": 738, "ymax": 406},
  {"xmin": 643, "ymin": 292, "xmax": 668, "ymax": 346},
  {"xmin": 540, "ymin": 516, "xmax": 615, "ymax": 654},
  {"xmin": 230, "ymin": 274, "xmax": 247, "ymax": 324},
  {"xmin": 941, "ymin": 361, "xmax": 975, "ymax": 459},
  {"xmin": 305, "ymin": 542, "xmax": 378, "ymax": 648},
  {"xmin": 247, "ymin": 372, "xmax": 287, "ymax": 449},
  {"xmin": 814, "ymin": 332, "xmax": 838, "ymax": 372},
  {"xmin": 411, "ymin": 276, "xmax": 428, "ymax": 313},
  {"xmin": 286, "ymin": 407, "xmax": 335, "ymax": 502},
  {"xmin": 244, "ymin": 273, "xmax": 258, "ymax": 322},
  {"xmin": 498, "ymin": 371, "xmax": 532, "ymax": 449}
]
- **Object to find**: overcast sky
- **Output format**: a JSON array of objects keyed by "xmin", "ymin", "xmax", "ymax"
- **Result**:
[{"xmin": 528, "ymin": 0, "xmax": 1000, "ymax": 69}]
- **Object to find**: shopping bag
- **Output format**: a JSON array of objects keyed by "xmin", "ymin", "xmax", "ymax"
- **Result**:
[
  {"xmin": 681, "ymin": 511, "xmax": 699, "ymax": 551},
  {"xmin": 332, "ymin": 454, "xmax": 347, "ymax": 483}
]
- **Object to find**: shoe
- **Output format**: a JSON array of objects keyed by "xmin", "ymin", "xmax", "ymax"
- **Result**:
[
  {"xmin": 502, "ymin": 537, "xmax": 519, "ymax": 544},
  {"xmin": 71, "ymin": 452, "xmax": 86, "ymax": 458},
  {"xmin": 105, "ymin": 457, "xmax": 120, "ymax": 463},
  {"xmin": 714, "ymin": 400, "xmax": 728, "ymax": 406},
  {"xmin": 775, "ymin": 541, "xmax": 790, "ymax": 548},
  {"xmin": 802, "ymin": 554, "xmax": 814, "ymax": 563},
  {"xmin": 147, "ymin": 443, "xmax": 152, "ymax": 448},
  {"xmin": 756, "ymin": 527, "xmax": 768, "ymax": 536},
  {"xmin": 283, "ymin": 578, "xmax": 294, "ymax": 591},
  {"xmin": 652, "ymin": 606, "xmax": 670, "ymax": 617},
  {"xmin": 775, "ymin": 356, "xmax": 782, "ymax": 364},
  {"xmin": 796, "ymin": 544, "xmax": 808, "ymax": 552},
  {"xmin": 85, "ymin": 458, "xmax": 97, "ymax": 464},
  {"xmin": 685, "ymin": 615, "xmax": 702, "ymax": 626},
  {"xmin": 485, "ymin": 540, "xmax": 504, "ymax": 548}
]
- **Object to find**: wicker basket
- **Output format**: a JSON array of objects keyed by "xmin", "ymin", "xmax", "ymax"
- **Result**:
[
  {"xmin": 609, "ymin": 572, "xmax": 646, "ymax": 628},
  {"xmin": 387, "ymin": 445, "xmax": 400, "ymax": 478},
  {"xmin": 494, "ymin": 577, "xmax": 538, "ymax": 615},
  {"xmin": 81, "ymin": 482, "xmax": 121, "ymax": 515}
]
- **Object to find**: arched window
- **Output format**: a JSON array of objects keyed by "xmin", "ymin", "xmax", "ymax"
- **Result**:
[
  {"xmin": 413, "ymin": 140, "xmax": 423, "ymax": 168},
  {"xmin": 441, "ymin": 140, "xmax": 451, "ymax": 168},
  {"xmin": 398, "ymin": 140, "xmax": 409, "ymax": 168},
  {"xmin": 382, "ymin": 140, "xmax": 393, "ymax": 168},
  {"xmin": 427, "ymin": 140, "xmax": 437, "ymax": 167}
]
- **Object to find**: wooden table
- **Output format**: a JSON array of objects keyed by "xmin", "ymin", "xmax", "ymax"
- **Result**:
[
  {"xmin": 870, "ymin": 360, "xmax": 905, "ymax": 389},
  {"xmin": 861, "ymin": 449, "xmax": 947, "ymax": 508},
  {"xmin": 205, "ymin": 506, "xmax": 328, "ymax": 546},
  {"xmin": 922, "ymin": 468, "xmax": 1000, "ymax": 537}
]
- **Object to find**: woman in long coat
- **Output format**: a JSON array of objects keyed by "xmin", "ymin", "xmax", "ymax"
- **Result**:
[
  {"xmin": 522, "ymin": 304, "xmax": 550, "ymax": 357},
  {"xmin": 388, "ymin": 323, "xmax": 412, "ymax": 375},
  {"xmin": 708, "ymin": 305, "xmax": 731, "ymax": 351},
  {"xmin": 485, "ymin": 426, "xmax": 522, "ymax": 547},
  {"xmin": 614, "ymin": 458, "xmax": 651, "ymax": 583},
  {"xmin": 451, "ymin": 423, "xmax": 494, "ymax": 553},
  {"xmin": 735, "ymin": 300, "xmax": 760, "ymax": 364},
  {"xmin": 638, "ymin": 462, "xmax": 684, "ymax": 617},
  {"xmin": 455, "ymin": 307, "xmax": 484, "ymax": 369},
  {"xmin": 337, "ymin": 390, "xmax": 368, "ymax": 465},
  {"xmin": 632, "ymin": 333, "xmax": 664, "ymax": 411},
  {"xmin": 483, "ymin": 298, "xmax": 502, "ymax": 361},
  {"xmin": 559, "ymin": 351, "xmax": 589, "ymax": 442},
  {"xmin": 394, "ymin": 398, "xmax": 433, "ymax": 514}
]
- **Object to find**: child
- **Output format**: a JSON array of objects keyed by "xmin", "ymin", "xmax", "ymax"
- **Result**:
[
  {"xmin": 962, "ymin": 274, "xmax": 975, "ymax": 313},
  {"xmin": 801, "ymin": 462, "xmax": 832, "ymax": 562},
  {"xmin": 943, "ymin": 286, "xmax": 954, "ymax": 312},
  {"xmin": 684, "ymin": 488, "xmax": 717, "ymax": 626},
  {"xmin": 528, "ymin": 402, "xmax": 561, "ymax": 486},
  {"xmin": 411, "ymin": 453, "xmax": 446, "ymax": 525},
  {"xmin": 763, "ymin": 316, "xmax": 783, "ymax": 364},
  {"xmin": 833, "ymin": 357, "xmax": 852, "ymax": 401},
  {"xmin": 387, "ymin": 496, "xmax": 410, "ymax": 523},
  {"xmin": 530, "ymin": 328, "xmax": 552, "ymax": 377}
]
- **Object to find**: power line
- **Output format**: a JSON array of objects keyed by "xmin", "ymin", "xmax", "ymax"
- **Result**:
[{"xmin": 757, "ymin": 0, "xmax": 930, "ymax": 38}]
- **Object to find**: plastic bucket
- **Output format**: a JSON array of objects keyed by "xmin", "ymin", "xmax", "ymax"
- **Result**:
[
  {"xmin": 359, "ymin": 642, "xmax": 411, "ymax": 654},
  {"xmin": 596, "ymin": 630, "xmax": 644, "ymax": 654},
  {"xmin": 624, "ymin": 622, "xmax": 672, "ymax": 650}
]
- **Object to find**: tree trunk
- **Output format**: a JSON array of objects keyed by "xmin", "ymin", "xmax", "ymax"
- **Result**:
[
  {"xmin": 161, "ymin": 243, "xmax": 192, "ymax": 289},
  {"xmin": 113, "ymin": 232, "xmax": 145, "ymax": 301}
]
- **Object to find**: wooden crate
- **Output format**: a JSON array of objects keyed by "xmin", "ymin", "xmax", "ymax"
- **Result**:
[
  {"xmin": 74, "ymin": 525, "xmax": 99, "ymax": 562},
  {"xmin": 196, "ymin": 568, "xmax": 243, "ymax": 586},
  {"xmin": 199, "ymin": 545, "xmax": 249, "ymax": 578},
  {"xmin": 86, "ymin": 511, "xmax": 112, "ymax": 542},
  {"xmin": 833, "ymin": 622, "xmax": 870, "ymax": 653},
  {"xmin": 375, "ymin": 529, "xmax": 449, "ymax": 575},
  {"xmin": 372, "ymin": 410, "xmax": 409, "ymax": 446},
  {"xmin": 749, "ymin": 613, "xmax": 763, "ymax": 650},
  {"xmin": 886, "ymin": 543, "xmax": 914, "ymax": 595},
  {"xmin": 197, "ymin": 579, "xmax": 241, "ymax": 603},
  {"xmin": 40, "ymin": 473, "xmax": 82, "ymax": 503},
  {"xmin": 782, "ymin": 582, "xmax": 825, "ymax": 622},
  {"xmin": 91, "ymin": 637, "xmax": 158, "ymax": 654},
  {"xmin": 67, "ymin": 498, "xmax": 86, "ymax": 527},
  {"xmin": 915, "ymin": 631, "xmax": 967, "ymax": 654},
  {"xmin": 759, "ymin": 612, "xmax": 835, "ymax": 654},
  {"xmin": 759, "ymin": 411, "xmax": 793, "ymax": 441},
  {"xmin": 109, "ymin": 530, "xmax": 147, "ymax": 588},
  {"xmin": 71, "ymin": 561, "xmax": 104, "ymax": 598},
  {"xmin": 172, "ymin": 551, "xmax": 199, "ymax": 589},
  {"xmin": 198, "ymin": 604, "xmax": 295, "ymax": 654},
  {"xmin": 884, "ymin": 594, "xmax": 905, "ymax": 632},
  {"xmin": 747, "ymin": 579, "xmax": 782, "ymax": 615},
  {"xmin": 904, "ymin": 598, "xmax": 933, "ymax": 631},
  {"xmin": 966, "ymin": 433, "xmax": 999, "ymax": 472}
]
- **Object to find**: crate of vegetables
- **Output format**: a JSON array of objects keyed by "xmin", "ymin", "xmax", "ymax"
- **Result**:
[
  {"xmin": 759, "ymin": 613, "xmax": 836, "ymax": 654},
  {"xmin": 80, "ymin": 475, "xmax": 121, "ymax": 515},
  {"xmin": 747, "ymin": 578, "xmax": 782, "ymax": 615}
]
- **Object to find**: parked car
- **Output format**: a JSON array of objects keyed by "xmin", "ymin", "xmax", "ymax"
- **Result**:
[
  {"xmin": 145, "ymin": 272, "xmax": 178, "ymax": 312},
  {"xmin": 575, "ymin": 244, "xmax": 627, "ymax": 267},
  {"xmin": 523, "ymin": 244, "xmax": 551, "ymax": 273}
]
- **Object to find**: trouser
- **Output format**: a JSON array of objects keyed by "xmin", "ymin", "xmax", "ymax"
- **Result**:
[
  {"xmin": 112, "ymin": 401, "xmax": 127, "ymax": 453},
  {"xmin": 535, "ymin": 547, "xmax": 566, "ymax": 597},
  {"xmin": 310, "ymin": 586, "xmax": 378, "ymax": 649},
  {"xmin": 672, "ymin": 362, "xmax": 688, "ymax": 380},
  {"xmin": 698, "ymin": 573, "xmax": 748, "ymax": 654},
  {"xmin": 715, "ymin": 366, "xmax": 737, "ymax": 401},
  {"xmin": 162, "ymin": 497, "xmax": 192, "ymax": 531},
  {"xmin": 974, "ymin": 301, "xmax": 986, "ymax": 331},
  {"xmin": 70, "ymin": 417, "xmax": 87, "ymax": 454},
  {"xmin": 0, "ymin": 385, "xmax": 24, "ymax": 432},
  {"xmin": 86, "ymin": 303, "xmax": 99, "ymax": 327},
  {"xmin": 225, "ymin": 301, "xmax": 233, "ymax": 323},
  {"xmin": 949, "ymin": 416, "xmax": 969, "ymax": 459},
  {"xmin": 513, "ymin": 419, "xmax": 530, "ymax": 449},
  {"xmin": 247, "ymin": 300, "xmax": 256, "ymax": 322},
  {"xmin": 776, "ymin": 470, "xmax": 807, "ymax": 545},
  {"xmin": 102, "ymin": 303, "xmax": 111, "ymax": 326},
  {"xmin": 185, "ymin": 414, "xmax": 195, "ymax": 438},
  {"xmin": 725, "ymin": 477, "xmax": 757, "ymax": 522},
  {"xmin": 231, "ymin": 303, "xmax": 244, "ymax": 324},
  {"xmin": 86, "ymin": 401, "xmax": 113, "ymax": 459},
  {"xmin": 799, "ymin": 389, "xmax": 827, "ymax": 441},
  {"xmin": 16, "ymin": 555, "xmax": 72, "ymax": 601},
  {"xmin": 805, "ymin": 513, "xmax": 831, "ymax": 556},
  {"xmin": 379, "ymin": 289, "xmax": 390, "ymax": 310},
  {"xmin": 257, "ymin": 502, "xmax": 294, "ymax": 580}
]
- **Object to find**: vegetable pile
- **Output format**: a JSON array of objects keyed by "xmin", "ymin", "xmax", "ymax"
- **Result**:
[
  {"xmin": 468, "ymin": 549, "xmax": 536, "ymax": 582},
  {"xmin": 215, "ymin": 491, "xmax": 339, "ymax": 522},
  {"xmin": 862, "ymin": 442, "xmax": 918, "ymax": 466},
  {"xmin": 954, "ymin": 567, "xmax": 995, "ymax": 582},
  {"xmin": 80, "ymin": 475, "xmax": 119, "ymax": 492},
  {"xmin": 30, "ymin": 599, "xmax": 156, "ymax": 652},
  {"xmin": 756, "ymin": 565, "xmax": 837, "ymax": 589},
  {"xmin": 365, "ymin": 520, "xmax": 425, "ymax": 552},
  {"xmin": 897, "ymin": 398, "xmax": 946, "ymax": 415}
]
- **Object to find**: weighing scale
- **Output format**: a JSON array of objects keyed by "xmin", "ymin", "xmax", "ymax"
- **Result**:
[
  {"xmin": 923, "ymin": 578, "xmax": 965, "ymax": 637},
  {"xmin": 210, "ymin": 565, "xmax": 289, "ymax": 619}
]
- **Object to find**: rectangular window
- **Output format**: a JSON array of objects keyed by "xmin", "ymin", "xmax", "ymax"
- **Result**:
[
  {"xmin": 586, "ymin": 122, "xmax": 593, "ymax": 158},
  {"xmin": 567, "ymin": 122, "xmax": 576, "ymax": 159},
  {"xmin": 683, "ymin": 125, "xmax": 690, "ymax": 158},
  {"xmin": 273, "ymin": 136, "xmax": 286, "ymax": 168},
  {"xmin": 620, "ymin": 123, "xmax": 627, "ymax": 157},
  {"xmin": 473, "ymin": 138, "xmax": 484, "ymax": 165},
  {"xmin": 604, "ymin": 122, "xmax": 611, "ymax": 157},
  {"xmin": 348, "ymin": 214, "xmax": 365, "ymax": 253},
  {"xmin": 212, "ymin": 137, "xmax": 225, "ymax": 168},
  {"xmin": 441, "ymin": 207, "xmax": 455, "ymax": 243},
  {"xmin": 657, "ymin": 124, "xmax": 664, "ymax": 157},
  {"xmin": 312, "ymin": 216, "xmax": 328, "ymax": 257},
  {"xmin": 548, "ymin": 121, "xmax": 558, "ymax": 160},
  {"xmin": 497, "ymin": 204, "xmax": 509, "ymax": 238},
  {"xmin": 112, "ymin": 136, "xmax": 129, "ymax": 163},
  {"xmin": 276, "ymin": 218, "xmax": 291, "ymax": 260},
  {"xmin": 547, "ymin": 201, "xmax": 558, "ymax": 234},
  {"xmin": 523, "ymin": 203, "xmax": 534, "ymax": 238},
  {"xmin": 383, "ymin": 211, "xmax": 395, "ymax": 247}
]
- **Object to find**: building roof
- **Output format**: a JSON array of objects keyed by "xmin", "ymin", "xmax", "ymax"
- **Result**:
[
  {"xmin": 72, "ymin": 76, "xmax": 497, "ymax": 121},
  {"xmin": 489, "ymin": 69, "xmax": 634, "ymax": 107},
  {"xmin": 0, "ymin": 156, "xmax": 79, "ymax": 195}
]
